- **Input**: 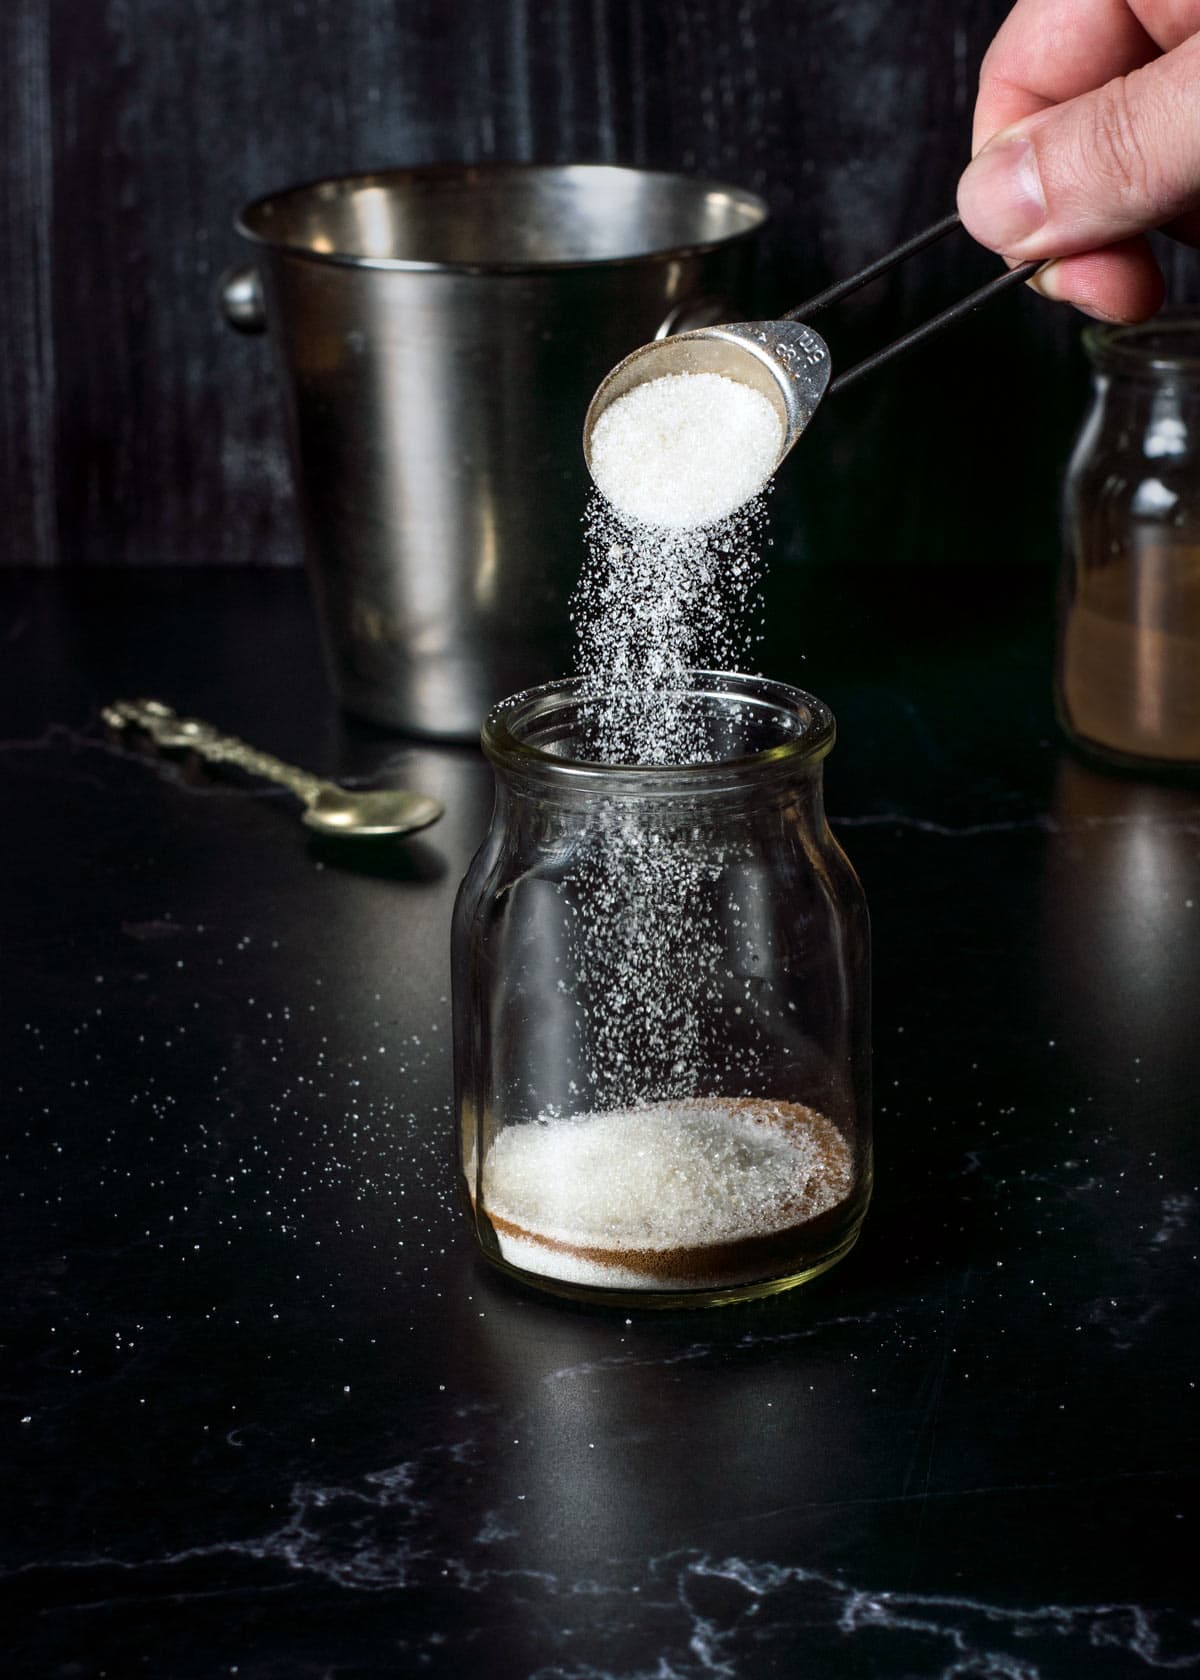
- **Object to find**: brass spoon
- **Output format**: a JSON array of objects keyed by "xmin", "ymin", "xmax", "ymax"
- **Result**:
[{"xmin": 102, "ymin": 699, "xmax": 444, "ymax": 838}]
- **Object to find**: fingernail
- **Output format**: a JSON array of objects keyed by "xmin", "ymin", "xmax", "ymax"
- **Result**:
[
  {"xmin": 958, "ymin": 133, "xmax": 1047, "ymax": 251},
  {"xmin": 1028, "ymin": 260, "xmax": 1064, "ymax": 301}
]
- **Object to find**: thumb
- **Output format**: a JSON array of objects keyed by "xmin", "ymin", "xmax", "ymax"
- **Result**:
[{"xmin": 957, "ymin": 34, "xmax": 1200, "ymax": 260}]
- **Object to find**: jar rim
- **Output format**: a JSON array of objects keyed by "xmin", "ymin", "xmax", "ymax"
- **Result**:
[
  {"xmin": 1083, "ymin": 314, "xmax": 1200, "ymax": 375},
  {"xmin": 481, "ymin": 671, "xmax": 836, "ymax": 788}
]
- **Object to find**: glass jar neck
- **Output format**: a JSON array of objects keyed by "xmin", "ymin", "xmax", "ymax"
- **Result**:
[
  {"xmin": 1085, "ymin": 318, "xmax": 1200, "ymax": 395},
  {"xmin": 490, "ymin": 759, "xmax": 828, "ymax": 831},
  {"xmin": 481, "ymin": 672, "xmax": 836, "ymax": 807}
]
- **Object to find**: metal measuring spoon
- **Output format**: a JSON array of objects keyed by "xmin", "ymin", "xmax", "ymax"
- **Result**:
[
  {"xmin": 103, "ymin": 700, "xmax": 444, "ymax": 838},
  {"xmin": 583, "ymin": 213, "xmax": 1041, "ymax": 491},
  {"xmin": 583, "ymin": 318, "xmax": 831, "ymax": 490}
]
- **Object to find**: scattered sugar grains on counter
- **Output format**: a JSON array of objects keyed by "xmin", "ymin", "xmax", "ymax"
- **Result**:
[{"xmin": 589, "ymin": 372, "xmax": 782, "ymax": 530}]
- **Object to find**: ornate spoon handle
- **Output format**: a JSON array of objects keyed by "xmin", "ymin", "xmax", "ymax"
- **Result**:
[{"xmin": 102, "ymin": 699, "xmax": 327, "ymax": 805}]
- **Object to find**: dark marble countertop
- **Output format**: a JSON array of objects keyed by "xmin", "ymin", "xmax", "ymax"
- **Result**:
[{"xmin": 4, "ymin": 565, "xmax": 1197, "ymax": 1679}]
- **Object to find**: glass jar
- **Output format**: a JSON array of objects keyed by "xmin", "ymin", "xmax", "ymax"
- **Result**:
[
  {"xmin": 451, "ymin": 672, "xmax": 871, "ymax": 1308},
  {"xmin": 1057, "ymin": 318, "xmax": 1200, "ymax": 770}
]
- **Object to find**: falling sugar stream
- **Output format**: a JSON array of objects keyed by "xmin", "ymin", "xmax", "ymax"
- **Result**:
[{"xmin": 481, "ymin": 372, "xmax": 856, "ymax": 1288}]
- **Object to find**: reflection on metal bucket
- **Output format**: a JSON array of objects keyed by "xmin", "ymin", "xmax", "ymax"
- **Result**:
[{"xmin": 223, "ymin": 164, "xmax": 767, "ymax": 739}]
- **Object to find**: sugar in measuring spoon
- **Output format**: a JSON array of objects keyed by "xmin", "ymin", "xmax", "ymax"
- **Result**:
[{"xmin": 588, "ymin": 371, "xmax": 783, "ymax": 529}]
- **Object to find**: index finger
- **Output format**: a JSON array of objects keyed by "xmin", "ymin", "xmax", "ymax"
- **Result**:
[{"xmin": 973, "ymin": 0, "xmax": 1158, "ymax": 150}]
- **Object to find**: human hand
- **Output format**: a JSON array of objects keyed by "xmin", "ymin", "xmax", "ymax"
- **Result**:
[{"xmin": 957, "ymin": 0, "xmax": 1200, "ymax": 320}]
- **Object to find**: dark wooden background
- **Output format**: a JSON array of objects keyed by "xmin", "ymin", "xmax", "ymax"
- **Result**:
[{"xmin": 3, "ymin": 0, "xmax": 1197, "ymax": 571}]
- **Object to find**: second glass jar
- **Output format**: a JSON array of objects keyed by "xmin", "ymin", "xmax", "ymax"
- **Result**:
[
  {"xmin": 1058, "ymin": 317, "xmax": 1200, "ymax": 771},
  {"xmin": 452, "ymin": 673, "xmax": 872, "ymax": 1308}
]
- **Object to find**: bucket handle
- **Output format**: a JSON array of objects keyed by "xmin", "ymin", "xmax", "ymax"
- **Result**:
[
  {"xmin": 220, "ymin": 264, "xmax": 267, "ymax": 334},
  {"xmin": 655, "ymin": 295, "xmax": 730, "ymax": 340}
]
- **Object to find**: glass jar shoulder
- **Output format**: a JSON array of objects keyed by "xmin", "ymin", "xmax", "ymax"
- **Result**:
[{"xmin": 456, "ymin": 786, "xmax": 863, "ymax": 919}]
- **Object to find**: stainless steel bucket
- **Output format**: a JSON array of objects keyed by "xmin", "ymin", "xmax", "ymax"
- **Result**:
[{"xmin": 222, "ymin": 164, "xmax": 767, "ymax": 738}]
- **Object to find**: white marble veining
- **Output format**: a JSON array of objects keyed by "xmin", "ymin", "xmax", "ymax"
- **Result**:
[{"xmin": 14, "ymin": 1472, "xmax": 1196, "ymax": 1678}]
